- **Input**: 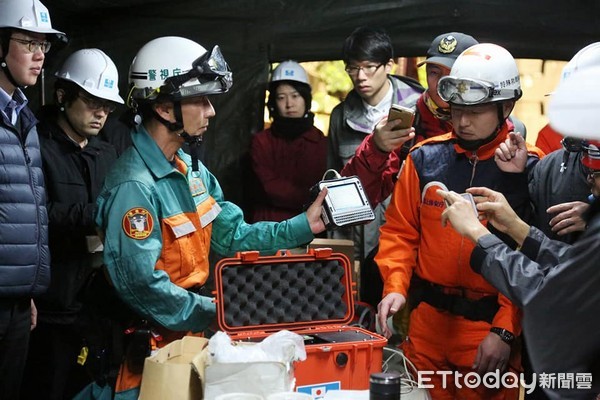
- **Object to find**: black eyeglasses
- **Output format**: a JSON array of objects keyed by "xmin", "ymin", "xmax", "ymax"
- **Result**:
[
  {"xmin": 10, "ymin": 37, "xmax": 51, "ymax": 54},
  {"xmin": 344, "ymin": 63, "xmax": 384, "ymax": 77},
  {"xmin": 78, "ymin": 93, "xmax": 116, "ymax": 113}
]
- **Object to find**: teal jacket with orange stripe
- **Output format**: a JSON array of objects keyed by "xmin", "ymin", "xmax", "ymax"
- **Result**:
[{"xmin": 95, "ymin": 125, "xmax": 314, "ymax": 333}]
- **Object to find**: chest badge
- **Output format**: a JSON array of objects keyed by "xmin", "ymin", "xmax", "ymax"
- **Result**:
[
  {"xmin": 189, "ymin": 176, "xmax": 206, "ymax": 197},
  {"xmin": 122, "ymin": 207, "xmax": 154, "ymax": 240}
]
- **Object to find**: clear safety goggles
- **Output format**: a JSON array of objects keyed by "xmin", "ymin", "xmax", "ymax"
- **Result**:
[
  {"xmin": 438, "ymin": 76, "xmax": 515, "ymax": 105},
  {"xmin": 162, "ymin": 45, "xmax": 233, "ymax": 98}
]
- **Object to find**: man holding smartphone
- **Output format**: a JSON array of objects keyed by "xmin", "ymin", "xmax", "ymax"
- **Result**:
[
  {"xmin": 341, "ymin": 32, "xmax": 478, "ymax": 312},
  {"xmin": 327, "ymin": 26, "xmax": 424, "ymax": 266},
  {"xmin": 342, "ymin": 32, "xmax": 478, "ymax": 206}
]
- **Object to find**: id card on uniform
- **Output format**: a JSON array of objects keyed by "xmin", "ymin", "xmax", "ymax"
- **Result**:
[{"xmin": 86, "ymin": 235, "xmax": 104, "ymax": 253}]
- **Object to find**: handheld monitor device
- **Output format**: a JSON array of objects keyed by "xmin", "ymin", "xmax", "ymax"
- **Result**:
[{"xmin": 318, "ymin": 176, "xmax": 375, "ymax": 229}]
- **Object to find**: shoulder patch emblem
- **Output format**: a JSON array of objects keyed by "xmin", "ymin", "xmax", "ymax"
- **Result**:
[{"xmin": 122, "ymin": 207, "xmax": 154, "ymax": 240}]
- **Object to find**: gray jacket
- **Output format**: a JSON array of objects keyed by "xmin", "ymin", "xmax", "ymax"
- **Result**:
[{"xmin": 471, "ymin": 212, "xmax": 600, "ymax": 399}]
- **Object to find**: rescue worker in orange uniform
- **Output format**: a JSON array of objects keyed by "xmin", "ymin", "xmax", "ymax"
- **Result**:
[
  {"xmin": 95, "ymin": 36, "xmax": 327, "ymax": 400},
  {"xmin": 375, "ymin": 43, "xmax": 544, "ymax": 399}
]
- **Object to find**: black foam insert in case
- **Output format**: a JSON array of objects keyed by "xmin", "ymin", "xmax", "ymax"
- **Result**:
[{"xmin": 214, "ymin": 249, "xmax": 354, "ymax": 334}]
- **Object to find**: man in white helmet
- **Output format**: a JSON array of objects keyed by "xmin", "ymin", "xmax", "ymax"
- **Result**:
[
  {"xmin": 94, "ymin": 37, "xmax": 327, "ymax": 399},
  {"xmin": 0, "ymin": 0, "xmax": 65, "ymax": 397},
  {"xmin": 529, "ymin": 42, "xmax": 600, "ymax": 244},
  {"xmin": 249, "ymin": 60, "xmax": 327, "ymax": 222},
  {"xmin": 375, "ymin": 43, "xmax": 544, "ymax": 399},
  {"xmin": 437, "ymin": 66, "xmax": 600, "ymax": 399},
  {"xmin": 20, "ymin": 48, "xmax": 124, "ymax": 399}
]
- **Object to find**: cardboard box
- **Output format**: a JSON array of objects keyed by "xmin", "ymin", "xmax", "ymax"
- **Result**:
[{"xmin": 139, "ymin": 336, "xmax": 208, "ymax": 400}]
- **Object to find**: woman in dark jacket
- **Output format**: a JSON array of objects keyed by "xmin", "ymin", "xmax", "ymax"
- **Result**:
[{"xmin": 249, "ymin": 60, "xmax": 327, "ymax": 222}]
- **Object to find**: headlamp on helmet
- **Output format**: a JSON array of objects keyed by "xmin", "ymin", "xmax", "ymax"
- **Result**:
[
  {"xmin": 128, "ymin": 37, "xmax": 233, "ymax": 106},
  {"xmin": 160, "ymin": 45, "xmax": 232, "ymax": 99}
]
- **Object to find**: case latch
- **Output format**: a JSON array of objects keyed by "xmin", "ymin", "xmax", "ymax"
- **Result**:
[
  {"xmin": 238, "ymin": 251, "xmax": 260, "ymax": 262},
  {"xmin": 313, "ymin": 247, "xmax": 333, "ymax": 258}
]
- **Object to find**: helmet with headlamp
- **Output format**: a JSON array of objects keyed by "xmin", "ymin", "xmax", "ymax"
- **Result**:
[
  {"xmin": 128, "ymin": 36, "xmax": 232, "ymax": 105},
  {"xmin": 437, "ymin": 43, "xmax": 522, "ymax": 106},
  {"xmin": 128, "ymin": 36, "xmax": 233, "ymax": 172}
]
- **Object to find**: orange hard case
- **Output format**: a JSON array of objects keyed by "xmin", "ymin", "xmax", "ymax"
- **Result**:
[{"xmin": 212, "ymin": 248, "xmax": 387, "ymax": 393}]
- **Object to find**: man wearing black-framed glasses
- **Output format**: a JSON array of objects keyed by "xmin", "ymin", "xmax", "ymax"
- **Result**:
[
  {"xmin": 327, "ymin": 26, "xmax": 424, "ymax": 271},
  {"xmin": 0, "ymin": 0, "xmax": 65, "ymax": 398},
  {"xmin": 20, "ymin": 48, "xmax": 125, "ymax": 399}
]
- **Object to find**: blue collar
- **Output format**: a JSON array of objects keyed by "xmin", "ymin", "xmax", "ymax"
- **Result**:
[{"xmin": 0, "ymin": 87, "xmax": 28, "ymax": 122}]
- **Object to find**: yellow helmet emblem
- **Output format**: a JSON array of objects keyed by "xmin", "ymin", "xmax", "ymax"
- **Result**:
[{"xmin": 438, "ymin": 35, "xmax": 458, "ymax": 54}]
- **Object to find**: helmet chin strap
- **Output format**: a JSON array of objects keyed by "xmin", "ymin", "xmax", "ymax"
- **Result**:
[
  {"xmin": 153, "ymin": 100, "xmax": 202, "ymax": 172},
  {"xmin": 179, "ymin": 131, "xmax": 202, "ymax": 172}
]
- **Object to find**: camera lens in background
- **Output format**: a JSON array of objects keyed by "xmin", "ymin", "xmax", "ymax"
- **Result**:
[{"xmin": 370, "ymin": 372, "xmax": 401, "ymax": 400}]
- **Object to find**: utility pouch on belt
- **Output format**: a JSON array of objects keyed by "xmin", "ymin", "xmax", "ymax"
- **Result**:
[
  {"xmin": 125, "ymin": 322, "xmax": 152, "ymax": 375},
  {"xmin": 408, "ymin": 275, "xmax": 499, "ymax": 323}
]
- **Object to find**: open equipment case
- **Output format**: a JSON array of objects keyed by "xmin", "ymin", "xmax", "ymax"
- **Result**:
[{"xmin": 213, "ymin": 248, "xmax": 387, "ymax": 396}]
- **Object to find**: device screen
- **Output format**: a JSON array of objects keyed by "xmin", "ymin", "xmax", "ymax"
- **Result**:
[{"xmin": 328, "ymin": 182, "xmax": 364, "ymax": 211}]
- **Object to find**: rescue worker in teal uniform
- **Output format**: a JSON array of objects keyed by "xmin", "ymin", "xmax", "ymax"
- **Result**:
[{"xmin": 95, "ymin": 36, "xmax": 327, "ymax": 399}]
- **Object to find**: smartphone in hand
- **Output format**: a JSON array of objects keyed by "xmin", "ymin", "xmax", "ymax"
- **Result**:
[
  {"xmin": 460, "ymin": 193, "xmax": 478, "ymax": 217},
  {"xmin": 443, "ymin": 192, "xmax": 478, "ymax": 217},
  {"xmin": 388, "ymin": 104, "xmax": 415, "ymax": 130}
]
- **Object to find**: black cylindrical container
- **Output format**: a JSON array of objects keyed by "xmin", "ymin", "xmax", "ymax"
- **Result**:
[{"xmin": 370, "ymin": 372, "xmax": 401, "ymax": 400}]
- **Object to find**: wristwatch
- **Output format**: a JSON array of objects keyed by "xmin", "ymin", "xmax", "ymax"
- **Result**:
[{"xmin": 490, "ymin": 327, "xmax": 515, "ymax": 345}]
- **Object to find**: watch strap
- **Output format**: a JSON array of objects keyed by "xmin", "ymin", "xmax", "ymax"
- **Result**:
[{"xmin": 490, "ymin": 327, "xmax": 515, "ymax": 345}]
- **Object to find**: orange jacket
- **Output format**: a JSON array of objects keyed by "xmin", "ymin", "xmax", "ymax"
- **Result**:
[
  {"xmin": 376, "ymin": 126, "xmax": 545, "ymax": 334},
  {"xmin": 535, "ymin": 123, "xmax": 563, "ymax": 155}
]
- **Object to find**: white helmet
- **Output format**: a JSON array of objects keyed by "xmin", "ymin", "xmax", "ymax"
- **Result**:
[
  {"xmin": 0, "ymin": 0, "xmax": 64, "ymax": 35},
  {"xmin": 561, "ymin": 42, "xmax": 600, "ymax": 82},
  {"xmin": 55, "ymin": 49, "xmax": 124, "ymax": 104},
  {"xmin": 271, "ymin": 60, "xmax": 309, "ymax": 86},
  {"xmin": 128, "ymin": 36, "xmax": 232, "ymax": 103},
  {"xmin": 548, "ymin": 66, "xmax": 600, "ymax": 140},
  {"xmin": 438, "ymin": 43, "xmax": 522, "ymax": 106}
]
